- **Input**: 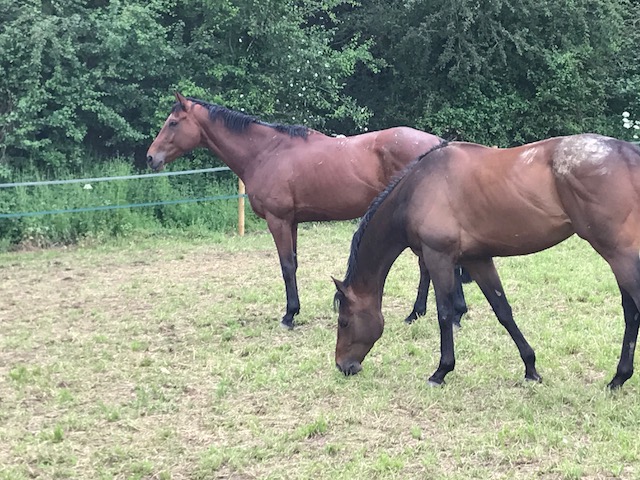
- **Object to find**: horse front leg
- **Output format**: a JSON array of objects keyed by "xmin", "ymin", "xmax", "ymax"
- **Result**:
[
  {"xmin": 265, "ymin": 215, "xmax": 300, "ymax": 329},
  {"xmin": 421, "ymin": 249, "xmax": 458, "ymax": 386},
  {"xmin": 465, "ymin": 259, "xmax": 541, "ymax": 383}
]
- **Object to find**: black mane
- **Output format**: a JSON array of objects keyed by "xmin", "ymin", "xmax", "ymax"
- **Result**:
[
  {"xmin": 172, "ymin": 97, "xmax": 310, "ymax": 139},
  {"xmin": 341, "ymin": 141, "xmax": 449, "ymax": 289}
]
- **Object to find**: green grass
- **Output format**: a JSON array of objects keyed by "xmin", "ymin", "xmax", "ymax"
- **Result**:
[{"xmin": 1, "ymin": 222, "xmax": 639, "ymax": 479}]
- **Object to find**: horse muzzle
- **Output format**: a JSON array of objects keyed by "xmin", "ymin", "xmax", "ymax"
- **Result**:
[
  {"xmin": 146, "ymin": 154, "xmax": 165, "ymax": 172},
  {"xmin": 336, "ymin": 360, "xmax": 362, "ymax": 376}
]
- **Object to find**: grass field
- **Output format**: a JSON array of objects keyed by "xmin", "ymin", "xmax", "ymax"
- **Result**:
[{"xmin": 1, "ymin": 222, "xmax": 639, "ymax": 479}]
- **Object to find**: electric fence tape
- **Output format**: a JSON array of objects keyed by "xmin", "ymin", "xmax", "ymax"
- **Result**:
[{"xmin": 0, "ymin": 167, "xmax": 248, "ymax": 219}]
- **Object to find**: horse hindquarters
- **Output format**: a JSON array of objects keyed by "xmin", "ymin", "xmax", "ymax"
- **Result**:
[{"xmin": 552, "ymin": 141, "xmax": 640, "ymax": 387}]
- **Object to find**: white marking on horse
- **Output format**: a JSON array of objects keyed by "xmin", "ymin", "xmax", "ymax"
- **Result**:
[
  {"xmin": 495, "ymin": 290, "xmax": 502, "ymax": 297},
  {"xmin": 519, "ymin": 147, "xmax": 538, "ymax": 164},
  {"xmin": 552, "ymin": 134, "xmax": 612, "ymax": 176}
]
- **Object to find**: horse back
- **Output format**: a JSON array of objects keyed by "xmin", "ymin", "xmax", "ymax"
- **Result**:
[
  {"xmin": 401, "ymin": 140, "xmax": 574, "ymax": 258},
  {"xmin": 247, "ymin": 127, "xmax": 441, "ymax": 222}
]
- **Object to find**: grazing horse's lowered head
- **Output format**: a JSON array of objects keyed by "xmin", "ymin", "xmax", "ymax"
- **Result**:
[{"xmin": 333, "ymin": 277, "xmax": 384, "ymax": 375}]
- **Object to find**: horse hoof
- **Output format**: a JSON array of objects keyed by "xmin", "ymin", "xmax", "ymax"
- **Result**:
[
  {"xmin": 405, "ymin": 310, "xmax": 424, "ymax": 324},
  {"xmin": 606, "ymin": 379, "xmax": 623, "ymax": 390},
  {"xmin": 525, "ymin": 374, "xmax": 542, "ymax": 383},
  {"xmin": 427, "ymin": 379, "xmax": 444, "ymax": 388},
  {"xmin": 280, "ymin": 320, "xmax": 294, "ymax": 330}
]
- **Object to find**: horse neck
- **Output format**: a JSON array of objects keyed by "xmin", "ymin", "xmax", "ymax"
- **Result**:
[
  {"xmin": 349, "ymin": 215, "xmax": 408, "ymax": 308},
  {"xmin": 194, "ymin": 106, "xmax": 280, "ymax": 180}
]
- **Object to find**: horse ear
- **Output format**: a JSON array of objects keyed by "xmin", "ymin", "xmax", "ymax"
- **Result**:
[
  {"xmin": 175, "ymin": 91, "xmax": 189, "ymax": 112},
  {"xmin": 332, "ymin": 276, "xmax": 347, "ymax": 295}
]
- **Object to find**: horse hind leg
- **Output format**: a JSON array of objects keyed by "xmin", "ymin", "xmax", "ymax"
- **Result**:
[
  {"xmin": 405, "ymin": 255, "xmax": 430, "ymax": 324},
  {"xmin": 452, "ymin": 266, "xmax": 469, "ymax": 329},
  {"xmin": 605, "ymin": 254, "xmax": 640, "ymax": 389},
  {"xmin": 608, "ymin": 287, "xmax": 640, "ymax": 389},
  {"xmin": 465, "ymin": 259, "xmax": 541, "ymax": 382}
]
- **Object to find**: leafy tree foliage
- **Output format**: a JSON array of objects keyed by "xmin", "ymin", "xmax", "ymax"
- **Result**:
[
  {"xmin": 0, "ymin": 0, "xmax": 372, "ymax": 174},
  {"xmin": 168, "ymin": 0, "xmax": 376, "ymax": 136},
  {"xmin": 0, "ymin": 0, "xmax": 180, "ymax": 172},
  {"xmin": 336, "ymin": 0, "xmax": 640, "ymax": 145},
  {"xmin": 0, "ymin": 0, "xmax": 638, "ymax": 178}
]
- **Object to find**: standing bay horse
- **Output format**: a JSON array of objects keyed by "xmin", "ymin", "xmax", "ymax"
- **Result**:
[
  {"xmin": 333, "ymin": 135, "xmax": 640, "ymax": 389},
  {"xmin": 146, "ymin": 93, "xmax": 468, "ymax": 329}
]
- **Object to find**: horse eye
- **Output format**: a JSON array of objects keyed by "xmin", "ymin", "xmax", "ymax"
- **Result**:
[
  {"xmin": 338, "ymin": 317, "xmax": 349, "ymax": 328},
  {"xmin": 168, "ymin": 120, "xmax": 178, "ymax": 127}
]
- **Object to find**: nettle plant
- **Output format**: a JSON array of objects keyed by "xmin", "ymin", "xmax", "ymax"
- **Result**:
[{"xmin": 622, "ymin": 111, "xmax": 640, "ymax": 140}]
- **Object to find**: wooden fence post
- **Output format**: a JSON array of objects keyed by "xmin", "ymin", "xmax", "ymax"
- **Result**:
[{"xmin": 238, "ymin": 178, "xmax": 245, "ymax": 237}]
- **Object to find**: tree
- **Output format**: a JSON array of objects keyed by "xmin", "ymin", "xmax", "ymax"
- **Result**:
[
  {"xmin": 335, "ymin": 0, "xmax": 640, "ymax": 146},
  {"xmin": 0, "ymin": 0, "xmax": 374, "ymax": 174},
  {"xmin": 165, "ymin": 0, "xmax": 374, "ymax": 130},
  {"xmin": 0, "ymin": 0, "xmax": 180, "ymax": 172}
]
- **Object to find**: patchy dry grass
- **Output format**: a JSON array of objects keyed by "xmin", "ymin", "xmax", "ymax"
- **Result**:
[{"xmin": 1, "ymin": 222, "xmax": 639, "ymax": 479}]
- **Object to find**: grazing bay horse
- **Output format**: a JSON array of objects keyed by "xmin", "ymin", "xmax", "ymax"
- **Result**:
[
  {"xmin": 147, "ymin": 93, "xmax": 468, "ymax": 328},
  {"xmin": 333, "ymin": 135, "xmax": 640, "ymax": 389}
]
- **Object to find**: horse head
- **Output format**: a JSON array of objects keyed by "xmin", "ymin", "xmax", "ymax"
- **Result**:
[
  {"xmin": 332, "ymin": 277, "xmax": 384, "ymax": 376},
  {"xmin": 146, "ymin": 92, "xmax": 202, "ymax": 171}
]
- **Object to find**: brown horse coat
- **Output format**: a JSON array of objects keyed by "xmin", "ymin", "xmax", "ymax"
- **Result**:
[
  {"xmin": 334, "ymin": 135, "xmax": 640, "ymax": 389},
  {"xmin": 147, "ymin": 93, "xmax": 445, "ymax": 327}
]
